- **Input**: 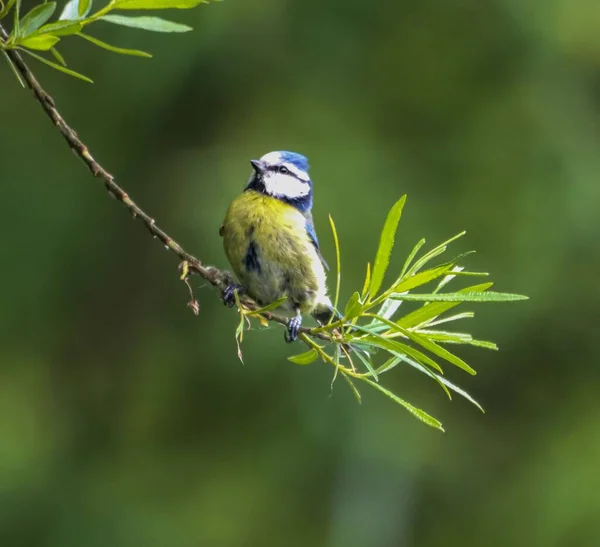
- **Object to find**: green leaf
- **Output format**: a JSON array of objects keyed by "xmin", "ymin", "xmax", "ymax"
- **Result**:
[
  {"xmin": 112, "ymin": 0, "xmax": 208, "ymax": 9},
  {"xmin": 397, "ymin": 282, "xmax": 493, "ymax": 329},
  {"xmin": 342, "ymin": 374, "xmax": 362, "ymax": 404},
  {"xmin": 13, "ymin": 0, "xmax": 20, "ymax": 37},
  {"xmin": 50, "ymin": 46, "xmax": 66, "ymax": 66},
  {"xmin": 393, "ymin": 325, "xmax": 476, "ymax": 375},
  {"xmin": 101, "ymin": 14, "xmax": 192, "ymax": 32},
  {"xmin": 2, "ymin": 50, "xmax": 25, "ymax": 86},
  {"xmin": 427, "ymin": 312, "xmax": 474, "ymax": 327},
  {"xmin": 19, "ymin": 34, "xmax": 60, "ymax": 50},
  {"xmin": 78, "ymin": 0, "xmax": 91, "ymax": 17},
  {"xmin": 385, "ymin": 350, "xmax": 451, "ymax": 399},
  {"xmin": 351, "ymin": 346, "xmax": 378, "ymax": 381},
  {"xmin": 77, "ymin": 32, "xmax": 152, "ymax": 57},
  {"xmin": 391, "ymin": 291, "xmax": 529, "ymax": 303},
  {"xmin": 376, "ymin": 298, "xmax": 402, "ymax": 321},
  {"xmin": 393, "ymin": 262, "xmax": 454, "ymax": 293},
  {"xmin": 369, "ymin": 195, "xmax": 406, "ymax": 298},
  {"xmin": 361, "ymin": 262, "xmax": 371, "ymax": 300},
  {"xmin": 328, "ymin": 214, "xmax": 341, "ymax": 312},
  {"xmin": 353, "ymin": 327, "xmax": 444, "ymax": 374},
  {"xmin": 33, "ymin": 20, "xmax": 83, "ymax": 36},
  {"xmin": 287, "ymin": 348, "xmax": 318, "ymax": 365},
  {"xmin": 361, "ymin": 378, "xmax": 444, "ymax": 431},
  {"xmin": 19, "ymin": 2, "xmax": 56, "ymax": 36},
  {"xmin": 0, "ymin": 0, "xmax": 17, "ymax": 20},
  {"xmin": 59, "ymin": 0, "xmax": 80, "ymax": 20},
  {"xmin": 343, "ymin": 292, "xmax": 362, "ymax": 321},
  {"xmin": 18, "ymin": 47, "xmax": 93, "ymax": 82},
  {"xmin": 248, "ymin": 296, "xmax": 287, "ymax": 315},
  {"xmin": 398, "ymin": 237, "xmax": 425, "ymax": 282},
  {"xmin": 406, "ymin": 232, "xmax": 466, "ymax": 278}
]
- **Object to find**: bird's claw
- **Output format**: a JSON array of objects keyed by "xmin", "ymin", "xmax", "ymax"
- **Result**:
[
  {"xmin": 222, "ymin": 283, "xmax": 244, "ymax": 308},
  {"xmin": 285, "ymin": 315, "xmax": 302, "ymax": 343}
]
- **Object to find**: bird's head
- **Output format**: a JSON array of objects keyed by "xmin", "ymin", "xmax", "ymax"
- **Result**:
[{"xmin": 245, "ymin": 151, "xmax": 313, "ymax": 211}]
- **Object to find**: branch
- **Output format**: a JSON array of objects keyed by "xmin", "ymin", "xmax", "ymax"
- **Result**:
[{"xmin": 0, "ymin": 23, "xmax": 332, "ymax": 343}]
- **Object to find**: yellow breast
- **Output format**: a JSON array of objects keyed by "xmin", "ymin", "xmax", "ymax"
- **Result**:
[{"xmin": 221, "ymin": 190, "xmax": 327, "ymax": 311}]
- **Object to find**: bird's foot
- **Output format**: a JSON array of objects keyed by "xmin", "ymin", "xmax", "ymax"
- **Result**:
[
  {"xmin": 222, "ymin": 283, "xmax": 245, "ymax": 308},
  {"xmin": 285, "ymin": 314, "xmax": 302, "ymax": 343}
]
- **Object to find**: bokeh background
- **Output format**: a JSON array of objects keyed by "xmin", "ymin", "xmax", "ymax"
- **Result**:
[{"xmin": 2, "ymin": 0, "xmax": 600, "ymax": 546}]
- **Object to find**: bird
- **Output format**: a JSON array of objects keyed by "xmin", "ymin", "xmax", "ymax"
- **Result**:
[{"xmin": 219, "ymin": 150, "xmax": 335, "ymax": 342}]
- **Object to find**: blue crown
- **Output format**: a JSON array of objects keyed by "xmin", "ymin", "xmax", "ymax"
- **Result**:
[{"xmin": 278, "ymin": 151, "xmax": 310, "ymax": 172}]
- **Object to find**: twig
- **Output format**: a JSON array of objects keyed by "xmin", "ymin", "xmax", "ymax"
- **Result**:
[{"xmin": 0, "ymin": 23, "xmax": 332, "ymax": 343}]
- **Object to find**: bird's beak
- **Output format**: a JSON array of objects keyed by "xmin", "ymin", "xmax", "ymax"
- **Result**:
[{"xmin": 250, "ymin": 159, "xmax": 265, "ymax": 174}]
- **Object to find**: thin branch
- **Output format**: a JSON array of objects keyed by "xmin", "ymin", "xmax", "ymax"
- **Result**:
[{"xmin": 0, "ymin": 23, "xmax": 332, "ymax": 343}]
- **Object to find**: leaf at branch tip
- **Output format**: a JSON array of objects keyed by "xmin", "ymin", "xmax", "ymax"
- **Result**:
[
  {"xmin": 398, "ymin": 237, "xmax": 426, "ymax": 281},
  {"xmin": 361, "ymin": 378, "xmax": 444, "ymax": 431},
  {"xmin": 77, "ymin": 32, "xmax": 152, "ymax": 57},
  {"xmin": 369, "ymin": 195, "xmax": 406, "ymax": 298},
  {"xmin": 112, "ymin": 0, "xmax": 208, "ymax": 10},
  {"xmin": 391, "ymin": 291, "xmax": 529, "ymax": 303},
  {"xmin": 344, "ymin": 292, "xmax": 363, "ymax": 321},
  {"xmin": 101, "ymin": 14, "xmax": 192, "ymax": 32},
  {"xmin": 19, "ymin": 2, "xmax": 56, "ymax": 37},
  {"xmin": 288, "ymin": 349, "xmax": 319, "ymax": 365},
  {"xmin": 19, "ymin": 34, "xmax": 60, "ymax": 50},
  {"xmin": 406, "ymin": 231, "xmax": 466, "ymax": 278},
  {"xmin": 342, "ymin": 374, "xmax": 362, "ymax": 404}
]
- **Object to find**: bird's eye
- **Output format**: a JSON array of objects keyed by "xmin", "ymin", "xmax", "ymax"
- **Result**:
[{"xmin": 278, "ymin": 166, "xmax": 289, "ymax": 174}]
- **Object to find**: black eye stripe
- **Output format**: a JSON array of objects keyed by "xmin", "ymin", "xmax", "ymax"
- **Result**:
[{"xmin": 266, "ymin": 164, "xmax": 305, "ymax": 181}]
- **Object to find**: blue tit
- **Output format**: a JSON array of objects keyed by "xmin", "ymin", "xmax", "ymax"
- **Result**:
[{"xmin": 220, "ymin": 150, "xmax": 334, "ymax": 342}]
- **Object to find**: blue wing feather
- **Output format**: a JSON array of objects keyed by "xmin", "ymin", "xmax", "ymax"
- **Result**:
[{"xmin": 305, "ymin": 214, "xmax": 330, "ymax": 271}]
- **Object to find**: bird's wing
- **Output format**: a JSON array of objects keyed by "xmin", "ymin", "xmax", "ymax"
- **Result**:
[{"xmin": 305, "ymin": 212, "xmax": 330, "ymax": 271}]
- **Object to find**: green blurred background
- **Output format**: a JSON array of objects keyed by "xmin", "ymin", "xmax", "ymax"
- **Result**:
[{"xmin": 2, "ymin": 0, "xmax": 600, "ymax": 545}]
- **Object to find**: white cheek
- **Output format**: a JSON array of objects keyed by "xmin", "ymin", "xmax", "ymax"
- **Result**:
[{"xmin": 265, "ymin": 173, "xmax": 310, "ymax": 199}]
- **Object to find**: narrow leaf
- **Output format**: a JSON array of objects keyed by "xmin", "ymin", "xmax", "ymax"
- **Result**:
[
  {"xmin": 361, "ymin": 262, "xmax": 371, "ymax": 300},
  {"xmin": 361, "ymin": 378, "xmax": 444, "ymax": 431},
  {"xmin": 0, "ymin": 0, "xmax": 17, "ymax": 19},
  {"xmin": 78, "ymin": 0, "xmax": 91, "ymax": 17},
  {"xmin": 249, "ymin": 296, "xmax": 287, "ymax": 315},
  {"xmin": 18, "ymin": 47, "xmax": 93, "ymax": 82},
  {"xmin": 351, "ymin": 346, "xmax": 378, "ymax": 381},
  {"xmin": 394, "ymin": 325, "xmax": 476, "ymax": 375},
  {"xmin": 59, "ymin": 0, "xmax": 80, "ymax": 20},
  {"xmin": 397, "ymin": 282, "xmax": 493, "ymax": 329},
  {"xmin": 77, "ymin": 32, "xmax": 152, "ymax": 57},
  {"xmin": 328, "ymin": 214, "xmax": 341, "ymax": 312},
  {"xmin": 19, "ymin": 2, "xmax": 56, "ymax": 36},
  {"xmin": 101, "ymin": 14, "xmax": 192, "ymax": 32},
  {"xmin": 369, "ymin": 195, "xmax": 406, "ymax": 297},
  {"xmin": 288, "ymin": 348, "xmax": 318, "ymax": 365},
  {"xmin": 19, "ymin": 34, "xmax": 60, "ymax": 50},
  {"xmin": 433, "ymin": 374, "xmax": 484, "ymax": 412},
  {"xmin": 394, "ymin": 262, "xmax": 454, "ymax": 293},
  {"xmin": 2, "ymin": 50, "xmax": 25, "ymax": 86},
  {"xmin": 398, "ymin": 237, "xmax": 425, "ymax": 282},
  {"xmin": 343, "ymin": 292, "xmax": 362, "ymax": 321},
  {"xmin": 391, "ymin": 291, "xmax": 529, "ymax": 303},
  {"xmin": 342, "ymin": 374, "xmax": 362, "ymax": 404},
  {"xmin": 33, "ymin": 20, "xmax": 83, "ymax": 36},
  {"xmin": 112, "ymin": 0, "xmax": 208, "ymax": 9},
  {"xmin": 406, "ymin": 232, "xmax": 466, "ymax": 278},
  {"xmin": 50, "ymin": 46, "xmax": 66, "ymax": 66}
]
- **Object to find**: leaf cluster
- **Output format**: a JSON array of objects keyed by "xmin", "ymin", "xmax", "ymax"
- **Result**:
[
  {"xmin": 235, "ymin": 196, "xmax": 528, "ymax": 431},
  {"xmin": 0, "ymin": 0, "xmax": 210, "ymax": 83}
]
